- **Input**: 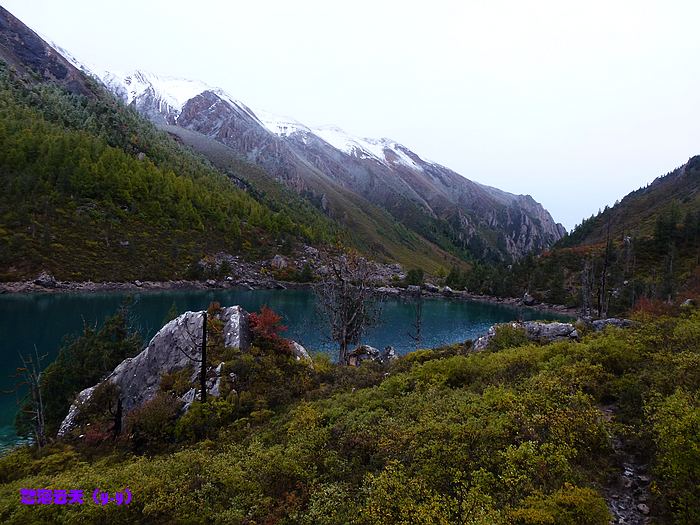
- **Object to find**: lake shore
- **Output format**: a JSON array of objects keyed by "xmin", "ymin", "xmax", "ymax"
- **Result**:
[{"xmin": 0, "ymin": 278, "xmax": 578, "ymax": 317}]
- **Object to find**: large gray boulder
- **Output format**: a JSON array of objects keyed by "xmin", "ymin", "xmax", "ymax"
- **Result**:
[
  {"xmin": 290, "ymin": 341, "xmax": 313, "ymax": 365},
  {"xmin": 473, "ymin": 321, "xmax": 578, "ymax": 351},
  {"xmin": 473, "ymin": 317, "xmax": 635, "ymax": 351},
  {"xmin": 522, "ymin": 321, "xmax": 578, "ymax": 341},
  {"xmin": 58, "ymin": 306, "xmax": 251, "ymax": 437}
]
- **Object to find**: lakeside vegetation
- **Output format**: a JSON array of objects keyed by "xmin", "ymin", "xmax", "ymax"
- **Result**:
[{"xmin": 1, "ymin": 300, "xmax": 699, "ymax": 523}]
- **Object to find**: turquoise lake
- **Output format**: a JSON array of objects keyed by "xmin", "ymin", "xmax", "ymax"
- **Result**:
[{"xmin": 0, "ymin": 288, "xmax": 568, "ymax": 450}]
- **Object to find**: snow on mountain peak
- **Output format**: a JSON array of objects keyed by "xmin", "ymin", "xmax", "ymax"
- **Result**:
[
  {"xmin": 42, "ymin": 35, "xmax": 429, "ymax": 171},
  {"xmin": 99, "ymin": 70, "xmax": 263, "ymax": 123},
  {"xmin": 310, "ymin": 125, "xmax": 424, "ymax": 171},
  {"xmin": 102, "ymin": 70, "xmax": 212, "ymax": 112},
  {"xmin": 255, "ymin": 109, "xmax": 311, "ymax": 137}
]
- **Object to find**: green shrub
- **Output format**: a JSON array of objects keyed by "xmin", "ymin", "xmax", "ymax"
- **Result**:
[
  {"xmin": 125, "ymin": 393, "xmax": 181, "ymax": 451},
  {"xmin": 174, "ymin": 399, "xmax": 236, "ymax": 442},
  {"xmin": 489, "ymin": 324, "xmax": 530, "ymax": 351},
  {"xmin": 404, "ymin": 268, "xmax": 425, "ymax": 286},
  {"xmin": 511, "ymin": 484, "xmax": 610, "ymax": 525},
  {"xmin": 159, "ymin": 366, "xmax": 195, "ymax": 397},
  {"xmin": 646, "ymin": 389, "xmax": 700, "ymax": 524}
]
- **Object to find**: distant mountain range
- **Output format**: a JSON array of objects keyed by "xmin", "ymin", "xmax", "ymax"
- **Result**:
[
  {"xmin": 0, "ymin": 4, "xmax": 568, "ymax": 282},
  {"xmin": 50, "ymin": 41, "xmax": 566, "ymax": 263}
]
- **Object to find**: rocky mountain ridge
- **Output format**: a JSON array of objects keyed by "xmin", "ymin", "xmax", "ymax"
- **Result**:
[
  {"xmin": 105, "ymin": 69, "xmax": 566, "ymax": 260},
  {"xmin": 48, "ymin": 35, "xmax": 566, "ymax": 261}
]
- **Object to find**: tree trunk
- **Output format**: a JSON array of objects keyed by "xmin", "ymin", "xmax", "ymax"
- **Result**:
[
  {"xmin": 113, "ymin": 397, "xmax": 122, "ymax": 439},
  {"xmin": 200, "ymin": 311, "xmax": 207, "ymax": 403},
  {"xmin": 598, "ymin": 217, "xmax": 612, "ymax": 318}
]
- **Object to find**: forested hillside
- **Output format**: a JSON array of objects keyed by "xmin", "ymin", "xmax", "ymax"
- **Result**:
[
  {"xmin": 561, "ymin": 156, "xmax": 700, "ymax": 248},
  {"xmin": 435, "ymin": 157, "xmax": 700, "ymax": 316},
  {"xmin": 0, "ymin": 62, "xmax": 339, "ymax": 281}
]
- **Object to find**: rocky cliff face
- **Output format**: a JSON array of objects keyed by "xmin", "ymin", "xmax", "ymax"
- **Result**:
[
  {"xmin": 32, "ymin": 28, "xmax": 565, "ymax": 261},
  {"xmin": 292, "ymin": 127, "xmax": 567, "ymax": 258}
]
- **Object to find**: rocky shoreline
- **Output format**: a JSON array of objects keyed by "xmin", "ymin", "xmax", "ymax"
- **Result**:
[
  {"xmin": 0, "ymin": 277, "xmax": 305, "ymax": 295},
  {"xmin": 0, "ymin": 249, "xmax": 578, "ymax": 316},
  {"xmin": 0, "ymin": 275, "xmax": 577, "ymax": 317}
]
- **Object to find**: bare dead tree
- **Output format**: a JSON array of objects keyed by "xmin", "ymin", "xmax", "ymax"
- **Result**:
[
  {"xmin": 598, "ymin": 214, "xmax": 613, "ymax": 318},
  {"xmin": 581, "ymin": 258, "xmax": 594, "ymax": 318},
  {"xmin": 314, "ymin": 250, "xmax": 383, "ymax": 364},
  {"xmin": 6, "ymin": 347, "xmax": 48, "ymax": 448},
  {"xmin": 407, "ymin": 297, "xmax": 423, "ymax": 350}
]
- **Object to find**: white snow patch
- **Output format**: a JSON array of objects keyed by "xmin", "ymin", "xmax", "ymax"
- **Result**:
[
  {"xmin": 98, "ymin": 70, "xmax": 258, "ymax": 123},
  {"xmin": 41, "ymin": 35, "xmax": 433, "ymax": 170},
  {"xmin": 311, "ymin": 126, "xmax": 424, "ymax": 170},
  {"xmin": 101, "ymin": 71, "xmax": 211, "ymax": 111},
  {"xmin": 254, "ymin": 109, "xmax": 312, "ymax": 137}
]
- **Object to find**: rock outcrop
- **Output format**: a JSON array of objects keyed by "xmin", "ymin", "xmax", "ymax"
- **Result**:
[
  {"xmin": 473, "ymin": 321, "xmax": 578, "ymax": 351},
  {"xmin": 33, "ymin": 271, "xmax": 57, "ymax": 288},
  {"xmin": 0, "ymin": 7, "xmax": 96, "ymax": 97},
  {"xmin": 347, "ymin": 345, "xmax": 397, "ymax": 367},
  {"xmin": 290, "ymin": 341, "xmax": 312, "ymax": 364},
  {"xmin": 59, "ymin": 306, "xmax": 252, "ymax": 437},
  {"xmin": 270, "ymin": 254, "xmax": 288, "ymax": 270},
  {"xmin": 473, "ymin": 318, "xmax": 634, "ymax": 351}
]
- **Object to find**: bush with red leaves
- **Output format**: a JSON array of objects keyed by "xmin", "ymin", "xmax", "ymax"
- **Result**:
[
  {"xmin": 249, "ymin": 306, "xmax": 292, "ymax": 354},
  {"xmin": 632, "ymin": 296, "xmax": 679, "ymax": 317}
]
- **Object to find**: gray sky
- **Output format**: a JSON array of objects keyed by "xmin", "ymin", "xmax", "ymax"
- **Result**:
[{"xmin": 4, "ymin": 0, "xmax": 699, "ymax": 230}]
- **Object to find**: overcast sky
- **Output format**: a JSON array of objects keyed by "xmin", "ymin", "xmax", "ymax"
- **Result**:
[{"xmin": 4, "ymin": 0, "xmax": 699, "ymax": 229}]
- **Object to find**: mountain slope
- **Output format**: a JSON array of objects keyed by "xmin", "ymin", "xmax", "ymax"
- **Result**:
[
  {"xmin": 161, "ymin": 124, "xmax": 467, "ymax": 272},
  {"xmin": 0, "ymin": 9, "xmax": 342, "ymax": 281},
  {"xmin": 0, "ymin": 7, "xmax": 95, "ymax": 97},
  {"xmin": 90, "ymin": 67, "xmax": 565, "ymax": 262},
  {"xmin": 560, "ymin": 156, "xmax": 700, "ymax": 247}
]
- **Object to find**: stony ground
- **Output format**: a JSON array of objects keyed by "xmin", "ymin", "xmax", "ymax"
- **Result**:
[{"xmin": 601, "ymin": 405, "xmax": 653, "ymax": 525}]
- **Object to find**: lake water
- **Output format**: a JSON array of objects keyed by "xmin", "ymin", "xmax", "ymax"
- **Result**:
[{"xmin": 0, "ymin": 288, "xmax": 568, "ymax": 450}]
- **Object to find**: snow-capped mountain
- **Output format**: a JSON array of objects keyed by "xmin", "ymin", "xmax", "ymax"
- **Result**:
[{"xmin": 39, "ymin": 38, "xmax": 566, "ymax": 260}]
